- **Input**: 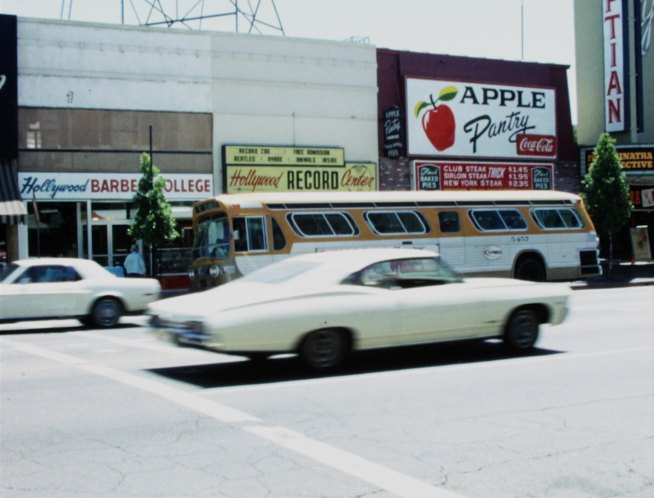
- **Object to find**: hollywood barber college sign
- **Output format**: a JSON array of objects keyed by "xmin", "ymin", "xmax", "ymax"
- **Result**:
[
  {"xmin": 406, "ymin": 78, "xmax": 557, "ymax": 159},
  {"xmin": 19, "ymin": 172, "xmax": 213, "ymax": 200}
]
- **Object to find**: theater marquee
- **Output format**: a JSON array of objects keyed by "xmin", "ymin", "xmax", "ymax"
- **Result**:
[{"xmin": 223, "ymin": 145, "xmax": 377, "ymax": 193}]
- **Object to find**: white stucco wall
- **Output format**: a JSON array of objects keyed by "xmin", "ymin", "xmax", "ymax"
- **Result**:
[{"xmin": 17, "ymin": 18, "xmax": 379, "ymax": 191}]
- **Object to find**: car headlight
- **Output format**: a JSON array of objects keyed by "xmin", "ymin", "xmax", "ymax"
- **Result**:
[
  {"xmin": 186, "ymin": 320, "xmax": 205, "ymax": 334},
  {"xmin": 209, "ymin": 265, "xmax": 221, "ymax": 279}
]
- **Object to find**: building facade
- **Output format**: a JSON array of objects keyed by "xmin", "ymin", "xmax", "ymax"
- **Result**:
[
  {"xmin": 575, "ymin": 0, "xmax": 654, "ymax": 259},
  {"xmin": 1, "ymin": 12, "xmax": 600, "ymax": 280},
  {"xmin": 0, "ymin": 15, "xmax": 378, "ymax": 282},
  {"xmin": 376, "ymin": 50, "xmax": 577, "ymax": 194}
]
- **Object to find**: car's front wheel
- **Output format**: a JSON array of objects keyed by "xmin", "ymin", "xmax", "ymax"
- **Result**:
[
  {"xmin": 90, "ymin": 298, "xmax": 122, "ymax": 328},
  {"xmin": 299, "ymin": 329, "xmax": 348, "ymax": 370},
  {"xmin": 504, "ymin": 309, "xmax": 539, "ymax": 351}
]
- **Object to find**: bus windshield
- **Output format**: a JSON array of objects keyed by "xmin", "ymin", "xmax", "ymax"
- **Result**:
[{"xmin": 193, "ymin": 213, "xmax": 231, "ymax": 259}]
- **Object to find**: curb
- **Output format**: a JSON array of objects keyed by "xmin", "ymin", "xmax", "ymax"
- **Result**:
[{"xmin": 570, "ymin": 278, "xmax": 654, "ymax": 290}]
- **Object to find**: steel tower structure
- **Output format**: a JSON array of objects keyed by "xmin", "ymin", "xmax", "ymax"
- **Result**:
[{"xmin": 58, "ymin": 0, "xmax": 285, "ymax": 34}]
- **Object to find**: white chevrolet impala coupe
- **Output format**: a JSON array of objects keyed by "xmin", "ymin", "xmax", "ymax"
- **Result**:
[
  {"xmin": 0, "ymin": 258, "xmax": 160, "ymax": 328},
  {"xmin": 148, "ymin": 248, "xmax": 570, "ymax": 369}
]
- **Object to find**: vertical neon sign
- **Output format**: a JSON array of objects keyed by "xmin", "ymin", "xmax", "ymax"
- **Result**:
[{"xmin": 603, "ymin": 0, "xmax": 630, "ymax": 132}]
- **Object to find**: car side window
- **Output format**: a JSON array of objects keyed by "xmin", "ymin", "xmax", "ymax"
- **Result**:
[
  {"xmin": 64, "ymin": 266, "xmax": 81, "ymax": 281},
  {"xmin": 14, "ymin": 265, "xmax": 80, "ymax": 284},
  {"xmin": 345, "ymin": 257, "xmax": 462, "ymax": 289}
]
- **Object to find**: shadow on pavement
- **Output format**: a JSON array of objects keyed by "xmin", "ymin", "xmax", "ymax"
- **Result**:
[{"xmin": 149, "ymin": 340, "xmax": 563, "ymax": 389}]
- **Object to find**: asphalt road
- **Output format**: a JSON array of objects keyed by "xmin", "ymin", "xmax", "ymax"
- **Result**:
[{"xmin": 1, "ymin": 286, "xmax": 653, "ymax": 498}]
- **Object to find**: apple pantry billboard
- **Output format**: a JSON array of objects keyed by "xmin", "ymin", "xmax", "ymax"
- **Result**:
[{"xmin": 406, "ymin": 78, "xmax": 557, "ymax": 159}]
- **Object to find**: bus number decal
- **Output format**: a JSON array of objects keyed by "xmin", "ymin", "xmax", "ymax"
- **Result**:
[{"xmin": 511, "ymin": 235, "xmax": 530, "ymax": 243}]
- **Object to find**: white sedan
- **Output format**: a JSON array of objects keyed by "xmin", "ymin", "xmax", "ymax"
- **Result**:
[
  {"xmin": 0, "ymin": 258, "xmax": 160, "ymax": 327},
  {"xmin": 147, "ymin": 248, "xmax": 570, "ymax": 369}
]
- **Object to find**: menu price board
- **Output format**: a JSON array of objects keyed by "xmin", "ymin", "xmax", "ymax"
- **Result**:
[{"xmin": 413, "ymin": 161, "xmax": 553, "ymax": 191}]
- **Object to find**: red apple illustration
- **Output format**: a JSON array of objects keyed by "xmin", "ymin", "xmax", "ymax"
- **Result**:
[{"xmin": 414, "ymin": 86, "xmax": 458, "ymax": 151}]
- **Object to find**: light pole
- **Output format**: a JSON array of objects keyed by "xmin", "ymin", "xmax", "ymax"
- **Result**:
[{"xmin": 521, "ymin": 0, "xmax": 525, "ymax": 60}]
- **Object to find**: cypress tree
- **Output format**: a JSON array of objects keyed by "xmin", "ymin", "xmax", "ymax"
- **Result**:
[{"xmin": 580, "ymin": 132, "xmax": 632, "ymax": 277}]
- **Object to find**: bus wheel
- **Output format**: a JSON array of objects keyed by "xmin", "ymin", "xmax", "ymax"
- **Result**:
[
  {"xmin": 299, "ymin": 329, "xmax": 348, "ymax": 370},
  {"xmin": 514, "ymin": 255, "xmax": 546, "ymax": 281},
  {"xmin": 504, "ymin": 308, "xmax": 539, "ymax": 351}
]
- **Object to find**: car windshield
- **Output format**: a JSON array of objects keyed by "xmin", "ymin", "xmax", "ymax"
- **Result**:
[
  {"xmin": 0, "ymin": 263, "xmax": 19, "ymax": 283},
  {"xmin": 240, "ymin": 261, "xmax": 321, "ymax": 284}
]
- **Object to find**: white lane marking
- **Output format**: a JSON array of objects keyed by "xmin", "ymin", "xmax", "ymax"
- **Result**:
[
  {"xmin": 68, "ymin": 331, "xmax": 214, "ymax": 357},
  {"xmin": 4, "ymin": 339, "xmax": 465, "ymax": 498},
  {"xmin": 247, "ymin": 425, "xmax": 464, "ymax": 498}
]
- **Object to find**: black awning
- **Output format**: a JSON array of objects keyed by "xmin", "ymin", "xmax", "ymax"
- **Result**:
[{"xmin": 0, "ymin": 158, "xmax": 27, "ymax": 224}]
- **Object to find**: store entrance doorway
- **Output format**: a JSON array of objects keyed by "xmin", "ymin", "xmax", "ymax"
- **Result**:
[
  {"xmin": 86, "ymin": 221, "xmax": 133, "ymax": 268},
  {"xmin": 83, "ymin": 204, "xmax": 136, "ymax": 269}
]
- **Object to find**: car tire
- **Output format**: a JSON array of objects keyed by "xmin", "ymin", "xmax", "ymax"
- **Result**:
[
  {"xmin": 504, "ymin": 309, "xmax": 539, "ymax": 351},
  {"xmin": 90, "ymin": 297, "xmax": 122, "ymax": 328},
  {"xmin": 299, "ymin": 329, "xmax": 347, "ymax": 370}
]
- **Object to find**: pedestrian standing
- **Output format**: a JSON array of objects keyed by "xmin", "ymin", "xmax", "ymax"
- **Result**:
[{"xmin": 124, "ymin": 244, "xmax": 146, "ymax": 277}]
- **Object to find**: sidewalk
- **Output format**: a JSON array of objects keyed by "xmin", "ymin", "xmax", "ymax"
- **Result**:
[{"xmin": 571, "ymin": 260, "xmax": 654, "ymax": 290}]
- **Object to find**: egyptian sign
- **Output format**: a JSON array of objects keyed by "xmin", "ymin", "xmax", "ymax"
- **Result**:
[
  {"xmin": 406, "ymin": 78, "xmax": 557, "ymax": 159},
  {"xmin": 413, "ymin": 161, "xmax": 554, "ymax": 191},
  {"xmin": 223, "ymin": 145, "xmax": 377, "ymax": 193},
  {"xmin": 603, "ymin": 0, "xmax": 629, "ymax": 132}
]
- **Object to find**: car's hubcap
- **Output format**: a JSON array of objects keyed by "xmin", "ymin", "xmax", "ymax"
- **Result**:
[
  {"xmin": 306, "ymin": 331, "xmax": 341, "ymax": 368},
  {"xmin": 95, "ymin": 300, "xmax": 119, "ymax": 326},
  {"xmin": 510, "ymin": 312, "xmax": 537, "ymax": 348}
]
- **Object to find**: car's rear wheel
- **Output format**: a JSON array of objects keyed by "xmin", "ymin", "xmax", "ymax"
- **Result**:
[
  {"xmin": 299, "ymin": 329, "xmax": 348, "ymax": 370},
  {"xmin": 504, "ymin": 308, "xmax": 539, "ymax": 351},
  {"xmin": 90, "ymin": 298, "xmax": 122, "ymax": 328}
]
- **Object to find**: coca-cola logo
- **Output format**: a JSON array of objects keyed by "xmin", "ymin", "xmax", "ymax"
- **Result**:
[{"xmin": 516, "ymin": 134, "xmax": 557, "ymax": 157}]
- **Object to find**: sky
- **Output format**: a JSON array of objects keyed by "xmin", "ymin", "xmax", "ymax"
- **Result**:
[{"xmin": 0, "ymin": 0, "xmax": 577, "ymax": 119}]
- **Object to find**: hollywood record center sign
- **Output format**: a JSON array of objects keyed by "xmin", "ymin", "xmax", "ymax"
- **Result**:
[
  {"xmin": 406, "ymin": 78, "xmax": 557, "ymax": 159},
  {"xmin": 224, "ymin": 145, "xmax": 377, "ymax": 193}
]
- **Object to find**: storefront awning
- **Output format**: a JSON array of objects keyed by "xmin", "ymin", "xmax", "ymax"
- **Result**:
[{"xmin": 0, "ymin": 159, "xmax": 27, "ymax": 225}]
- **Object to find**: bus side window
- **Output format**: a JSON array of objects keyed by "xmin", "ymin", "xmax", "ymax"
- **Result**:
[
  {"xmin": 272, "ymin": 217, "xmax": 286, "ymax": 251},
  {"xmin": 248, "ymin": 217, "xmax": 267, "ymax": 251},
  {"xmin": 438, "ymin": 211, "xmax": 460, "ymax": 233},
  {"xmin": 470, "ymin": 210, "xmax": 504, "ymax": 231},
  {"xmin": 234, "ymin": 216, "xmax": 267, "ymax": 252},
  {"xmin": 233, "ymin": 217, "xmax": 247, "ymax": 252}
]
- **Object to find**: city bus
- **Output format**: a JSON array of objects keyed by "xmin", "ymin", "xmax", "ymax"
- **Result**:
[{"xmin": 188, "ymin": 190, "xmax": 601, "ymax": 290}]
